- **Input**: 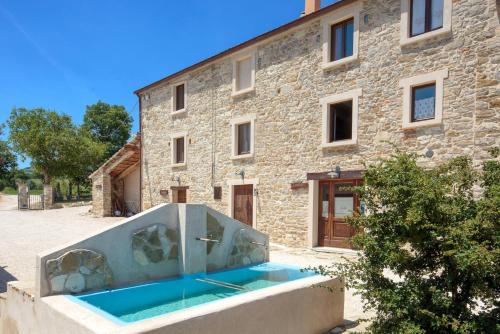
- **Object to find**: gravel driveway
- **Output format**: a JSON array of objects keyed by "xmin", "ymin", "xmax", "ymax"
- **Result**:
[{"xmin": 0, "ymin": 195, "xmax": 120, "ymax": 293}]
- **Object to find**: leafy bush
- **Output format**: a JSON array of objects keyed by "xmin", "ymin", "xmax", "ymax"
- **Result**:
[{"xmin": 314, "ymin": 150, "xmax": 499, "ymax": 333}]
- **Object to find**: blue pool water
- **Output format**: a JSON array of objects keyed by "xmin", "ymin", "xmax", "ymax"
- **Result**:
[{"xmin": 69, "ymin": 262, "xmax": 316, "ymax": 324}]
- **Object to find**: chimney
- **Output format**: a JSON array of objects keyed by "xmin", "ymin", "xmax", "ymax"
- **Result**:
[{"xmin": 304, "ymin": 0, "xmax": 321, "ymax": 15}]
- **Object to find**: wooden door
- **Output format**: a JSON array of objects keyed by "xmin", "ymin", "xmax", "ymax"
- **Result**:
[
  {"xmin": 233, "ymin": 185, "xmax": 253, "ymax": 226},
  {"xmin": 318, "ymin": 180, "xmax": 361, "ymax": 248},
  {"xmin": 173, "ymin": 188, "xmax": 187, "ymax": 203}
]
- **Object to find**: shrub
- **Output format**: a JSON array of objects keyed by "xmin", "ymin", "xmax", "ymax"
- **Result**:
[{"xmin": 314, "ymin": 150, "xmax": 499, "ymax": 333}]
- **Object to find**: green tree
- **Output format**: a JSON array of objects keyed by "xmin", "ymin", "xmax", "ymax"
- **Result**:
[
  {"xmin": 64, "ymin": 129, "xmax": 106, "ymax": 199},
  {"xmin": 82, "ymin": 101, "xmax": 132, "ymax": 159},
  {"xmin": 7, "ymin": 108, "xmax": 79, "ymax": 185},
  {"xmin": 0, "ymin": 125, "xmax": 17, "ymax": 181},
  {"xmin": 314, "ymin": 150, "xmax": 499, "ymax": 333}
]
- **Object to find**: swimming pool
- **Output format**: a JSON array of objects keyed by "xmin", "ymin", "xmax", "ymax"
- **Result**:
[{"xmin": 69, "ymin": 262, "xmax": 316, "ymax": 324}]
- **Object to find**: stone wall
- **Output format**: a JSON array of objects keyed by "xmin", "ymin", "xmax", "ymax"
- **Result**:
[
  {"xmin": 43, "ymin": 184, "xmax": 53, "ymax": 209},
  {"xmin": 90, "ymin": 168, "xmax": 112, "ymax": 217},
  {"xmin": 139, "ymin": 0, "xmax": 499, "ymax": 247}
]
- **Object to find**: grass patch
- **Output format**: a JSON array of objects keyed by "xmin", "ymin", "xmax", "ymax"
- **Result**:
[
  {"xmin": 1, "ymin": 187, "xmax": 43, "ymax": 195},
  {"xmin": 1, "ymin": 187, "xmax": 18, "ymax": 195}
]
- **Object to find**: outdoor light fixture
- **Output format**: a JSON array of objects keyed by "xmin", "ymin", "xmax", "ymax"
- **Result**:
[
  {"xmin": 364, "ymin": 14, "xmax": 370, "ymax": 24},
  {"xmin": 235, "ymin": 169, "xmax": 245, "ymax": 180},
  {"xmin": 327, "ymin": 166, "xmax": 341, "ymax": 178}
]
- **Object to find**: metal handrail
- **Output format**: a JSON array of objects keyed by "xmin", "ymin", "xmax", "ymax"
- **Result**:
[
  {"xmin": 195, "ymin": 237, "xmax": 221, "ymax": 243},
  {"xmin": 202, "ymin": 278, "xmax": 247, "ymax": 290},
  {"xmin": 250, "ymin": 241, "xmax": 267, "ymax": 248},
  {"xmin": 195, "ymin": 278, "xmax": 246, "ymax": 291}
]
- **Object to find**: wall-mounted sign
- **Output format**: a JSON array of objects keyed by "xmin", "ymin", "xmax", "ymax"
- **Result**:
[
  {"xmin": 159, "ymin": 189, "xmax": 169, "ymax": 196},
  {"xmin": 290, "ymin": 182, "xmax": 308, "ymax": 190}
]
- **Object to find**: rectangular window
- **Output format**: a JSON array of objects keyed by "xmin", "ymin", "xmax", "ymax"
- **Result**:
[
  {"xmin": 334, "ymin": 183, "xmax": 354, "ymax": 218},
  {"xmin": 329, "ymin": 101, "xmax": 353, "ymax": 142},
  {"xmin": 412, "ymin": 84, "xmax": 436, "ymax": 122},
  {"xmin": 236, "ymin": 57, "xmax": 252, "ymax": 92},
  {"xmin": 175, "ymin": 84, "xmax": 185, "ymax": 111},
  {"xmin": 237, "ymin": 123, "xmax": 251, "ymax": 155},
  {"xmin": 175, "ymin": 137, "xmax": 185, "ymax": 163},
  {"xmin": 410, "ymin": 0, "xmax": 443, "ymax": 37},
  {"xmin": 330, "ymin": 18, "xmax": 354, "ymax": 62}
]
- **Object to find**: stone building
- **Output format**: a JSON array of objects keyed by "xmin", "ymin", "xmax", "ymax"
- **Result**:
[
  {"xmin": 134, "ymin": 0, "xmax": 499, "ymax": 248},
  {"xmin": 90, "ymin": 134, "xmax": 141, "ymax": 217}
]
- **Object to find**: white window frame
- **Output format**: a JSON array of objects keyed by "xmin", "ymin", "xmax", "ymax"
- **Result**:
[
  {"xmin": 320, "ymin": 88, "xmax": 362, "ymax": 149},
  {"xmin": 230, "ymin": 114, "xmax": 256, "ymax": 160},
  {"xmin": 232, "ymin": 51, "xmax": 256, "ymax": 98},
  {"xmin": 171, "ymin": 81, "xmax": 187, "ymax": 115},
  {"xmin": 321, "ymin": 1, "xmax": 361, "ymax": 71},
  {"xmin": 399, "ymin": 69, "xmax": 448, "ymax": 129},
  {"xmin": 171, "ymin": 131, "xmax": 188, "ymax": 167},
  {"xmin": 400, "ymin": 0, "xmax": 452, "ymax": 46}
]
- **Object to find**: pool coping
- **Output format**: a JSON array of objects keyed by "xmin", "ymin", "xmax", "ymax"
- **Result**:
[{"xmin": 42, "ymin": 272, "xmax": 339, "ymax": 334}]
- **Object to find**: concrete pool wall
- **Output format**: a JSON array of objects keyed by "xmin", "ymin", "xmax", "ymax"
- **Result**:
[
  {"xmin": 2, "ymin": 274, "xmax": 344, "ymax": 334},
  {"xmin": 36, "ymin": 203, "xmax": 269, "ymax": 297}
]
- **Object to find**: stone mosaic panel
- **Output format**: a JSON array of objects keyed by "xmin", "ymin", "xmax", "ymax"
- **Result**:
[
  {"xmin": 46, "ymin": 249, "xmax": 113, "ymax": 294},
  {"xmin": 206, "ymin": 213, "xmax": 225, "ymax": 254},
  {"xmin": 132, "ymin": 224, "xmax": 179, "ymax": 266},
  {"xmin": 227, "ymin": 229, "xmax": 266, "ymax": 268}
]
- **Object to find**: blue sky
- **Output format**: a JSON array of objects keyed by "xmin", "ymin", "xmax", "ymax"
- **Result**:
[{"xmin": 0, "ymin": 0, "xmax": 337, "ymax": 167}]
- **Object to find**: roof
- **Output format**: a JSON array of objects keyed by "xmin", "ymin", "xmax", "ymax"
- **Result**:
[
  {"xmin": 134, "ymin": 0, "xmax": 352, "ymax": 95},
  {"xmin": 89, "ymin": 134, "xmax": 141, "ymax": 179}
]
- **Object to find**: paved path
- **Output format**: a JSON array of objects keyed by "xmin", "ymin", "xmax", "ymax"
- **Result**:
[
  {"xmin": 0, "ymin": 195, "xmax": 120, "ymax": 293},
  {"xmin": 0, "ymin": 194, "xmax": 17, "ymax": 211}
]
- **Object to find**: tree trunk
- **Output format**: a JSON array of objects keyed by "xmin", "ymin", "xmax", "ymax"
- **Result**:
[
  {"xmin": 43, "ymin": 172, "xmax": 51, "ymax": 185},
  {"xmin": 68, "ymin": 181, "xmax": 72, "ymax": 201},
  {"xmin": 77, "ymin": 183, "xmax": 81, "ymax": 201}
]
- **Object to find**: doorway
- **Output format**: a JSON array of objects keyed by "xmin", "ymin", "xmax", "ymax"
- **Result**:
[
  {"xmin": 318, "ymin": 179, "xmax": 361, "ymax": 248},
  {"xmin": 172, "ymin": 187, "xmax": 187, "ymax": 203},
  {"xmin": 233, "ymin": 184, "xmax": 253, "ymax": 226}
]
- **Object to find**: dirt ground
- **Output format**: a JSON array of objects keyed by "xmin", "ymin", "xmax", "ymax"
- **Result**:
[{"xmin": 0, "ymin": 194, "xmax": 370, "ymax": 332}]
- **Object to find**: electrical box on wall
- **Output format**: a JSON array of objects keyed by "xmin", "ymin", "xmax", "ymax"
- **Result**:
[{"xmin": 213, "ymin": 186, "xmax": 222, "ymax": 200}]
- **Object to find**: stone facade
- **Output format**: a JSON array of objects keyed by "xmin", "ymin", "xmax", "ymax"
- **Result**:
[
  {"xmin": 139, "ymin": 0, "xmax": 499, "ymax": 247},
  {"xmin": 45, "ymin": 249, "xmax": 113, "ymax": 294},
  {"xmin": 43, "ymin": 184, "xmax": 53, "ymax": 209},
  {"xmin": 90, "ymin": 168, "xmax": 112, "ymax": 217},
  {"xmin": 90, "ymin": 134, "xmax": 141, "ymax": 217},
  {"xmin": 132, "ymin": 223, "xmax": 179, "ymax": 266}
]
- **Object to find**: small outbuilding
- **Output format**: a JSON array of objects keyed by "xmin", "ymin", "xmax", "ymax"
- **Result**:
[{"xmin": 89, "ymin": 134, "xmax": 141, "ymax": 217}]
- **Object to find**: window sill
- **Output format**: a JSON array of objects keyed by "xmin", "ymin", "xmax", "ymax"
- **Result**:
[
  {"xmin": 321, "ymin": 54, "xmax": 357, "ymax": 71},
  {"xmin": 171, "ymin": 162, "xmax": 187, "ymax": 168},
  {"xmin": 321, "ymin": 139, "xmax": 357, "ymax": 149},
  {"xmin": 171, "ymin": 108, "xmax": 187, "ymax": 116},
  {"xmin": 400, "ymin": 27, "xmax": 451, "ymax": 47},
  {"xmin": 402, "ymin": 119, "xmax": 442, "ymax": 129},
  {"xmin": 231, "ymin": 87, "xmax": 255, "ymax": 98},
  {"xmin": 230, "ymin": 153, "xmax": 254, "ymax": 161}
]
